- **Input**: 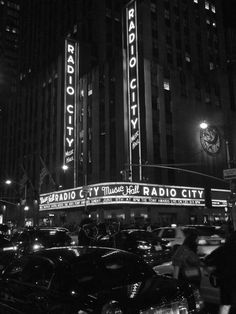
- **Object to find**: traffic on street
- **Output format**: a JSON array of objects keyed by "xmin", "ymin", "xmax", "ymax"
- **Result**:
[{"xmin": 0, "ymin": 221, "xmax": 232, "ymax": 313}]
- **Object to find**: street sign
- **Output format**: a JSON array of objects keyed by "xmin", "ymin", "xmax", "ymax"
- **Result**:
[{"xmin": 223, "ymin": 168, "xmax": 236, "ymax": 180}]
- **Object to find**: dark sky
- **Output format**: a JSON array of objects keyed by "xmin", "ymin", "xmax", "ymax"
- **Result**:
[{"xmin": 222, "ymin": 0, "xmax": 236, "ymax": 28}]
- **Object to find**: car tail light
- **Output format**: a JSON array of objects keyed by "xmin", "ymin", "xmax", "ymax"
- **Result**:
[{"xmin": 198, "ymin": 239, "xmax": 207, "ymax": 245}]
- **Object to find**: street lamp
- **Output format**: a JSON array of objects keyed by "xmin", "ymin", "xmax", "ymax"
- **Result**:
[
  {"xmin": 62, "ymin": 164, "xmax": 69, "ymax": 171},
  {"xmin": 200, "ymin": 121, "xmax": 236, "ymax": 228},
  {"xmin": 199, "ymin": 121, "xmax": 208, "ymax": 130},
  {"xmin": 4, "ymin": 179, "xmax": 27, "ymax": 200}
]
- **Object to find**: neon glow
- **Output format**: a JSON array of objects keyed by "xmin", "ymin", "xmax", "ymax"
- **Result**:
[
  {"xmin": 39, "ymin": 182, "xmax": 205, "ymax": 210},
  {"xmin": 64, "ymin": 39, "xmax": 77, "ymax": 166},
  {"xmin": 126, "ymin": 1, "xmax": 142, "ymax": 181}
]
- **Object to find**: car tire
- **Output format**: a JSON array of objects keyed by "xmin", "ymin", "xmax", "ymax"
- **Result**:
[{"xmin": 100, "ymin": 300, "xmax": 124, "ymax": 314}]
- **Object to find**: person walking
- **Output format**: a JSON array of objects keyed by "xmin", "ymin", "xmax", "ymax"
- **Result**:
[
  {"xmin": 204, "ymin": 230, "xmax": 236, "ymax": 314},
  {"xmin": 172, "ymin": 232, "xmax": 201, "ymax": 289}
]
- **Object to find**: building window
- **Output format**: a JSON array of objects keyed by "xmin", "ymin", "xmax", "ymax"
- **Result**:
[
  {"xmin": 185, "ymin": 53, "xmax": 191, "ymax": 63},
  {"xmin": 209, "ymin": 62, "xmax": 214, "ymax": 70},
  {"xmin": 205, "ymin": 1, "xmax": 210, "ymax": 10},
  {"xmin": 150, "ymin": 2, "xmax": 157, "ymax": 13},
  {"xmin": 163, "ymin": 79, "xmax": 170, "ymax": 90}
]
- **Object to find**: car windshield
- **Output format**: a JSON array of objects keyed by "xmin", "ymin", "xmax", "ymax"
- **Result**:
[
  {"xmin": 11, "ymin": 229, "xmax": 70, "ymax": 244},
  {"xmin": 128, "ymin": 231, "xmax": 157, "ymax": 242},
  {"xmin": 183, "ymin": 226, "xmax": 219, "ymax": 237}
]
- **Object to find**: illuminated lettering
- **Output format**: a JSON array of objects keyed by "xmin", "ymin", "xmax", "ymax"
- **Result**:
[
  {"xmin": 68, "ymin": 44, "xmax": 74, "ymax": 53},
  {"xmin": 39, "ymin": 183, "xmax": 205, "ymax": 210},
  {"xmin": 126, "ymin": 1, "xmax": 141, "ymax": 182},
  {"xmin": 64, "ymin": 39, "xmax": 78, "ymax": 167}
]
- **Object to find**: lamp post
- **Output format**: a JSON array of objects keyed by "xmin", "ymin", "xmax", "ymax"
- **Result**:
[
  {"xmin": 4, "ymin": 179, "xmax": 28, "ymax": 226},
  {"xmin": 200, "ymin": 121, "xmax": 236, "ymax": 229}
]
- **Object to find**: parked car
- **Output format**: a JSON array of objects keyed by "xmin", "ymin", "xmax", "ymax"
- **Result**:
[
  {"xmin": 0, "ymin": 235, "xmax": 17, "ymax": 270},
  {"xmin": 96, "ymin": 229, "xmax": 173, "ymax": 267},
  {"xmin": 0, "ymin": 246, "xmax": 204, "ymax": 314},
  {"xmin": 10, "ymin": 227, "xmax": 75, "ymax": 257},
  {"xmin": 152, "ymin": 225, "xmax": 225, "ymax": 256}
]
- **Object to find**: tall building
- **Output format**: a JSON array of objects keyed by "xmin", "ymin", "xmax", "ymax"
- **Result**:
[
  {"xmin": 1, "ymin": 0, "xmax": 235, "ymax": 227},
  {"xmin": 0, "ymin": 0, "xmax": 20, "ymax": 223}
]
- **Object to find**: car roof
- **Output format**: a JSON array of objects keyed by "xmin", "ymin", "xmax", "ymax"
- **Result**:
[
  {"xmin": 121, "ymin": 229, "xmax": 147, "ymax": 233},
  {"xmin": 32, "ymin": 246, "xmax": 133, "ymax": 264}
]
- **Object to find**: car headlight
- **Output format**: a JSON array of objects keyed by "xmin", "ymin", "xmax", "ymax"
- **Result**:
[
  {"xmin": 220, "ymin": 239, "xmax": 226, "ymax": 244},
  {"xmin": 137, "ymin": 243, "xmax": 152, "ymax": 250},
  {"xmin": 32, "ymin": 243, "xmax": 44, "ymax": 251},
  {"xmin": 140, "ymin": 298, "xmax": 189, "ymax": 314}
]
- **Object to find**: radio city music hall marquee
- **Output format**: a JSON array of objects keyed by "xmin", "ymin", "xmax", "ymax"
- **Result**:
[
  {"xmin": 39, "ymin": 182, "xmax": 205, "ymax": 211},
  {"xmin": 64, "ymin": 39, "xmax": 78, "ymax": 166},
  {"xmin": 126, "ymin": 0, "xmax": 142, "ymax": 180}
]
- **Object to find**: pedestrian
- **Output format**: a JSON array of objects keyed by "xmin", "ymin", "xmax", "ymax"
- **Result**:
[
  {"xmin": 204, "ymin": 230, "xmax": 236, "ymax": 314},
  {"xmin": 172, "ymin": 232, "xmax": 201, "ymax": 289},
  {"xmin": 77, "ymin": 217, "xmax": 97, "ymax": 246}
]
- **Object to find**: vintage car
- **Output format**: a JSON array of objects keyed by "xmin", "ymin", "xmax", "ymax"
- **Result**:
[{"xmin": 0, "ymin": 246, "xmax": 204, "ymax": 314}]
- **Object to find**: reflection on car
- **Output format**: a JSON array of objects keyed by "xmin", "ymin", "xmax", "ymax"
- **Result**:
[
  {"xmin": 152, "ymin": 225, "xmax": 225, "ymax": 256},
  {"xmin": 96, "ymin": 229, "xmax": 172, "ymax": 267},
  {"xmin": 0, "ymin": 235, "xmax": 17, "ymax": 270},
  {"xmin": 0, "ymin": 246, "xmax": 204, "ymax": 314}
]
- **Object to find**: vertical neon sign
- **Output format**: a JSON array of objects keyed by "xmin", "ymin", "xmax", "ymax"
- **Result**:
[
  {"xmin": 126, "ymin": 0, "xmax": 142, "ymax": 181},
  {"xmin": 64, "ymin": 39, "xmax": 78, "ymax": 186}
]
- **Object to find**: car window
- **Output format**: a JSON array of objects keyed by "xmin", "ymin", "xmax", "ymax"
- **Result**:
[
  {"xmin": 38, "ymin": 230, "xmax": 70, "ymax": 243},
  {"xmin": 20, "ymin": 258, "xmax": 54, "ymax": 287},
  {"xmin": 190, "ymin": 226, "xmax": 218, "ymax": 237},
  {"xmin": 15, "ymin": 232, "xmax": 30, "ymax": 242},
  {"xmin": 161, "ymin": 229, "xmax": 176, "ymax": 238},
  {"xmin": 181, "ymin": 228, "xmax": 198, "ymax": 237},
  {"xmin": 152, "ymin": 228, "xmax": 161, "ymax": 235},
  {"xmin": 129, "ymin": 231, "xmax": 156, "ymax": 242}
]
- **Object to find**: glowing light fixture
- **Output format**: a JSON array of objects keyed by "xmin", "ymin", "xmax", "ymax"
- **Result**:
[{"xmin": 199, "ymin": 121, "xmax": 208, "ymax": 129}]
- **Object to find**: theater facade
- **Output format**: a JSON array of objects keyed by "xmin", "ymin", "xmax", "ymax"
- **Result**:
[{"xmin": 39, "ymin": 182, "xmax": 231, "ymax": 227}]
